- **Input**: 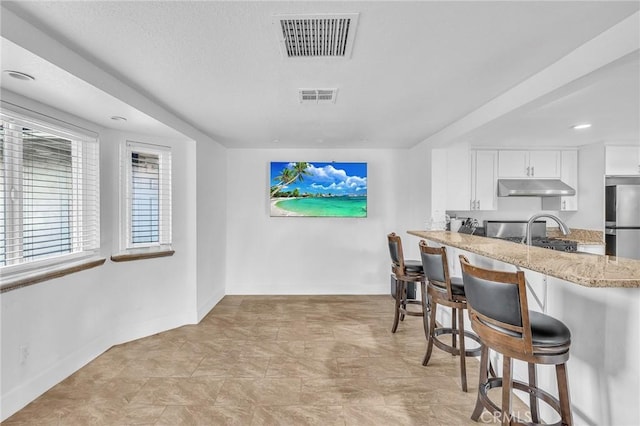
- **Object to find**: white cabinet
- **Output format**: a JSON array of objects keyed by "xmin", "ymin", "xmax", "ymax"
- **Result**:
[
  {"xmin": 559, "ymin": 150, "xmax": 578, "ymax": 211},
  {"xmin": 605, "ymin": 145, "xmax": 640, "ymax": 175},
  {"xmin": 530, "ymin": 151, "xmax": 561, "ymax": 178},
  {"xmin": 498, "ymin": 150, "xmax": 560, "ymax": 178},
  {"xmin": 542, "ymin": 150, "xmax": 578, "ymax": 211},
  {"xmin": 437, "ymin": 148, "xmax": 496, "ymax": 211},
  {"xmin": 471, "ymin": 150, "xmax": 498, "ymax": 211},
  {"xmin": 443, "ymin": 148, "xmax": 470, "ymax": 211},
  {"xmin": 498, "ymin": 150, "xmax": 528, "ymax": 177}
]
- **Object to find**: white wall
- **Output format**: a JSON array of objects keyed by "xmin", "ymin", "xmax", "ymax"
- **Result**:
[
  {"xmin": 100, "ymin": 128, "xmax": 199, "ymax": 327},
  {"xmin": 572, "ymin": 142, "xmax": 606, "ymax": 230},
  {"xmin": 196, "ymin": 137, "xmax": 227, "ymax": 319},
  {"xmin": 401, "ymin": 142, "xmax": 433, "ymax": 260},
  {"xmin": 0, "ymin": 92, "xmax": 206, "ymax": 420},
  {"xmin": 225, "ymin": 148, "xmax": 423, "ymax": 295}
]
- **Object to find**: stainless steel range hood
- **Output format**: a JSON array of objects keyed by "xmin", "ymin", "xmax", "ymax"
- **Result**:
[{"xmin": 497, "ymin": 179, "xmax": 576, "ymax": 197}]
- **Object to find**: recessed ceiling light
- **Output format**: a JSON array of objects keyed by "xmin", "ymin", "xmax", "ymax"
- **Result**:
[
  {"xmin": 110, "ymin": 116, "xmax": 127, "ymax": 122},
  {"xmin": 3, "ymin": 70, "xmax": 35, "ymax": 81},
  {"xmin": 572, "ymin": 123, "xmax": 592, "ymax": 130}
]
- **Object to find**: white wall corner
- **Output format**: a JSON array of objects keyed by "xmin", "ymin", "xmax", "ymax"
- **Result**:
[{"xmin": 197, "ymin": 289, "xmax": 226, "ymax": 322}]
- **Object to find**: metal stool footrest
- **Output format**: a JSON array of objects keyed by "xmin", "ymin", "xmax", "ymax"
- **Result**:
[
  {"xmin": 432, "ymin": 328, "xmax": 482, "ymax": 357},
  {"xmin": 478, "ymin": 377, "xmax": 564, "ymax": 426}
]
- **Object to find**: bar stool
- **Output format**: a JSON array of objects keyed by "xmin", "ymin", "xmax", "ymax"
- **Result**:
[
  {"xmin": 459, "ymin": 256, "xmax": 573, "ymax": 426},
  {"xmin": 419, "ymin": 241, "xmax": 482, "ymax": 392},
  {"xmin": 387, "ymin": 232, "xmax": 428, "ymax": 338}
]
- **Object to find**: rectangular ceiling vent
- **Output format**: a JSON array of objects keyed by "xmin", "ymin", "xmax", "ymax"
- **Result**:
[
  {"xmin": 299, "ymin": 89, "xmax": 338, "ymax": 104},
  {"xmin": 274, "ymin": 13, "xmax": 359, "ymax": 59}
]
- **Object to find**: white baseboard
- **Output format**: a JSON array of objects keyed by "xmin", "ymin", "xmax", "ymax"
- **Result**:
[
  {"xmin": 197, "ymin": 289, "xmax": 225, "ymax": 322},
  {"xmin": 0, "ymin": 311, "xmax": 193, "ymax": 422},
  {"xmin": 0, "ymin": 334, "xmax": 111, "ymax": 421},
  {"xmin": 110, "ymin": 311, "xmax": 195, "ymax": 346},
  {"xmin": 226, "ymin": 283, "xmax": 389, "ymax": 295}
]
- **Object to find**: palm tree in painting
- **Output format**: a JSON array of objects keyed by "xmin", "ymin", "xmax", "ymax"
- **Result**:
[
  {"xmin": 271, "ymin": 168, "xmax": 293, "ymax": 196},
  {"xmin": 270, "ymin": 162, "xmax": 311, "ymax": 197}
]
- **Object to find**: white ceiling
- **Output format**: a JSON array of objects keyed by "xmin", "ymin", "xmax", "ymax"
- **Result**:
[
  {"xmin": 462, "ymin": 51, "xmax": 640, "ymax": 148},
  {"xmin": 1, "ymin": 1, "xmax": 639, "ymax": 149},
  {"xmin": 0, "ymin": 39, "xmax": 186, "ymax": 139}
]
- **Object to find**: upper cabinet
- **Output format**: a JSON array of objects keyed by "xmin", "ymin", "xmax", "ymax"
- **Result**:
[
  {"xmin": 498, "ymin": 150, "xmax": 560, "ymax": 178},
  {"xmin": 434, "ymin": 146, "xmax": 577, "ymax": 213},
  {"xmin": 542, "ymin": 150, "xmax": 578, "ymax": 211},
  {"xmin": 440, "ymin": 149, "xmax": 497, "ymax": 211},
  {"xmin": 605, "ymin": 145, "xmax": 640, "ymax": 175},
  {"xmin": 432, "ymin": 148, "xmax": 497, "ymax": 211},
  {"xmin": 471, "ymin": 150, "xmax": 498, "ymax": 211},
  {"xmin": 443, "ymin": 147, "xmax": 471, "ymax": 211},
  {"xmin": 559, "ymin": 150, "xmax": 578, "ymax": 211}
]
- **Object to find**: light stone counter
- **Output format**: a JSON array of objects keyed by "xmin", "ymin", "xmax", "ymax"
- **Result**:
[
  {"xmin": 547, "ymin": 227, "xmax": 604, "ymax": 245},
  {"xmin": 407, "ymin": 230, "xmax": 639, "ymax": 288}
]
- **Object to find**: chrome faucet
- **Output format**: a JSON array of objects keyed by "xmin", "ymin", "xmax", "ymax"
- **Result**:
[{"xmin": 523, "ymin": 213, "xmax": 570, "ymax": 245}]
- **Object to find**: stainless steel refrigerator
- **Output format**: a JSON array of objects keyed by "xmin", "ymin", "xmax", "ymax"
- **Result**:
[{"xmin": 605, "ymin": 176, "xmax": 640, "ymax": 260}]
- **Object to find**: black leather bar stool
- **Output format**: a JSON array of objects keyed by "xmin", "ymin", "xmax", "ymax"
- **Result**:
[
  {"xmin": 459, "ymin": 256, "xmax": 573, "ymax": 426},
  {"xmin": 387, "ymin": 232, "xmax": 428, "ymax": 338},
  {"xmin": 419, "ymin": 241, "xmax": 482, "ymax": 392}
]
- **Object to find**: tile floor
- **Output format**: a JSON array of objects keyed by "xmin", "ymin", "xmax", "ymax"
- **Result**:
[{"xmin": 4, "ymin": 295, "xmax": 523, "ymax": 425}]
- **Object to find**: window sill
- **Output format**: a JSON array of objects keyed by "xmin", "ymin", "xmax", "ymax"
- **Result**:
[
  {"xmin": 110, "ymin": 249, "xmax": 175, "ymax": 263},
  {"xmin": 1, "ymin": 257, "xmax": 106, "ymax": 293}
]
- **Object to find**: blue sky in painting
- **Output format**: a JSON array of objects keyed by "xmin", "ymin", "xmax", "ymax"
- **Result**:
[{"xmin": 270, "ymin": 162, "xmax": 367, "ymax": 196}]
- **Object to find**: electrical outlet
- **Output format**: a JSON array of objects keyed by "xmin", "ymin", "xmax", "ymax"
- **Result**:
[{"xmin": 19, "ymin": 345, "xmax": 29, "ymax": 365}]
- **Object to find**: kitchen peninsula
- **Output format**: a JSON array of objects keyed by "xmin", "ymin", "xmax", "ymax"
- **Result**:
[
  {"xmin": 408, "ymin": 230, "xmax": 640, "ymax": 287},
  {"xmin": 408, "ymin": 230, "xmax": 639, "ymax": 425}
]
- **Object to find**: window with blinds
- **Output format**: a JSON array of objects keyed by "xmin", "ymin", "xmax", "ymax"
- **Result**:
[
  {"xmin": 0, "ymin": 110, "xmax": 100, "ymax": 270},
  {"xmin": 131, "ymin": 152, "xmax": 160, "ymax": 244},
  {"xmin": 122, "ymin": 141, "xmax": 171, "ymax": 249}
]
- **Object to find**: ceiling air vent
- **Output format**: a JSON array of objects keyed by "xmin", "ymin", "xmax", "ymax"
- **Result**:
[
  {"xmin": 299, "ymin": 89, "xmax": 338, "ymax": 104},
  {"xmin": 274, "ymin": 13, "xmax": 359, "ymax": 59}
]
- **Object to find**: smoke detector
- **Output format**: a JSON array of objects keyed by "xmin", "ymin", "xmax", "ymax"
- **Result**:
[
  {"xmin": 299, "ymin": 89, "xmax": 338, "ymax": 104},
  {"xmin": 274, "ymin": 13, "xmax": 359, "ymax": 59}
]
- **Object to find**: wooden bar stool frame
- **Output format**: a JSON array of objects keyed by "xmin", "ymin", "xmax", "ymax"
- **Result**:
[
  {"xmin": 419, "ymin": 241, "xmax": 482, "ymax": 392},
  {"xmin": 459, "ymin": 255, "xmax": 573, "ymax": 426},
  {"xmin": 387, "ymin": 232, "xmax": 428, "ymax": 338}
]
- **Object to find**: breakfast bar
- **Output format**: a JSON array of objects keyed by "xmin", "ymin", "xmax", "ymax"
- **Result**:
[
  {"xmin": 407, "ymin": 230, "xmax": 640, "ymax": 288},
  {"xmin": 408, "ymin": 230, "xmax": 640, "ymax": 425}
]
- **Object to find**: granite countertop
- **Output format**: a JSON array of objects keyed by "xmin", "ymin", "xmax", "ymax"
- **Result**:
[
  {"xmin": 407, "ymin": 230, "xmax": 639, "ymax": 288},
  {"xmin": 546, "ymin": 227, "xmax": 604, "ymax": 245}
]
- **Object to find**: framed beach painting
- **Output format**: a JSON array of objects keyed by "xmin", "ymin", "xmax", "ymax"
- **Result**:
[{"xmin": 269, "ymin": 162, "xmax": 367, "ymax": 217}]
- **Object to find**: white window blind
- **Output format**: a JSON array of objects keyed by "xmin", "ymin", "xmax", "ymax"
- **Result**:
[
  {"xmin": 0, "ymin": 110, "xmax": 100, "ymax": 270},
  {"xmin": 122, "ymin": 141, "xmax": 171, "ymax": 249}
]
